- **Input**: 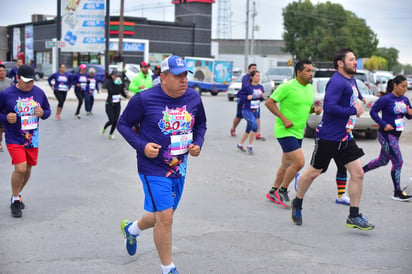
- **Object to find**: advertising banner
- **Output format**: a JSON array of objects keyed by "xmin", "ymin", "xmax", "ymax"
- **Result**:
[
  {"xmin": 13, "ymin": 28, "xmax": 21, "ymax": 59},
  {"xmin": 61, "ymin": 0, "xmax": 106, "ymax": 52},
  {"xmin": 25, "ymin": 25, "xmax": 34, "ymax": 64}
]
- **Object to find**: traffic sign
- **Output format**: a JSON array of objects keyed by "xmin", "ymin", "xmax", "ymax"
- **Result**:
[
  {"xmin": 45, "ymin": 41, "xmax": 57, "ymax": 48},
  {"xmin": 57, "ymin": 41, "xmax": 66, "ymax": 48}
]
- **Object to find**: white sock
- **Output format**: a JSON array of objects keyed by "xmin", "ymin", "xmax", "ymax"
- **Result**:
[
  {"xmin": 127, "ymin": 221, "xmax": 142, "ymax": 236},
  {"xmin": 161, "ymin": 262, "xmax": 175, "ymax": 274},
  {"xmin": 12, "ymin": 196, "xmax": 19, "ymax": 202},
  {"xmin": 247, "ymin": 145, "xmax": 252, "ymax": 148}
]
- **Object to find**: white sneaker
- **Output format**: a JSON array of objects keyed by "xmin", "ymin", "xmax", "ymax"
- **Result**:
[
  {"xmin": 109, "ymin": 134, "xmax": 116, "ymax": 140},
  {"xmin": 336, "ymin": 193, "xmax": 350, "ymax": 205}
]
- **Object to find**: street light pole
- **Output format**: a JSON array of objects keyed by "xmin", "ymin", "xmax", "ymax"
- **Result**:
[
  {"xmin": 244, "ymin": 0, "xmax": 250, "ymax": 73},
  {"xmin": 105, "ymin": 0, "xmax": 110, "ymax": 72}
]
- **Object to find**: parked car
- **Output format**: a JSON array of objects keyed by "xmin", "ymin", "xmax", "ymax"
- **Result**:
[
  {"xmin": 3, "ymin": 61, "xmax": 43, "ymax": 80},
  {"xmin": 407, "ymin": 77, "xmax": 412, "ymax": 90},
  {"xmin": 354, "ymin": 69, "xmax": 379, "ymax": 96},
  {"xmin": 305, "ymin": 77, "xmax": 379, "ymax": 139},
  {"xmin": 226, "ymin": 73, "xmax": 273, "ymax": 101},
  {"xmin": 375, "ymin": 74, "xmax": 391, "ymax": 95},
  {"xmin": 109, "ymin": 63, "xmax": 142, "ymax": 89},
  {"xmin": 266, "ymin": 66, "xmax": 294, "ymax": 87},
  {"xmin": 70, "ymin": 63, "xmax": 106, "ymax": 88}
]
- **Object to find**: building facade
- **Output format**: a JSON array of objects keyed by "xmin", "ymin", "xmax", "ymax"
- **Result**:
[{"xmin": 3, "ymin": 0, "xmax": 214, "ymax": 76}]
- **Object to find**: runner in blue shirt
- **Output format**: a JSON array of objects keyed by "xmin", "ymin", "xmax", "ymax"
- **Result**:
[
  {"xmin": 0, "ymin": 65, "xmax": 51, "ymax": 218},
  {"xmin": 291, "ymin": 48, "xmax": 374, "ymax": 231},
  {"xmin": 48, "ymin": 64, "xmax": 72, "ymax": 120},
  {"xmin": 363, "ymin": 75, "xmax": 412, "ymax": 201},
  {"xmin": 117, "ymin": 55, "xmax": 207, "ymax": 274}
]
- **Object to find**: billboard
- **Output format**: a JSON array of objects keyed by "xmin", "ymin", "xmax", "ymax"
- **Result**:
[
  {"xmin": 61, "ymin": 0, "xmax": 105, "ymax": 52},
  {"xmin": 25, "ymin": 25, "xmax": 34, "ymax": 64}
]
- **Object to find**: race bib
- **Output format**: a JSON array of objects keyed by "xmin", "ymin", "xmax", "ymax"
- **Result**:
[
  {"xmin": 395, "ymin": 118, "xmax": 405, "ymax": 131},
  {"xmin": 58, "ymin": 83, "xmax": 68, "ymax": 91},
  {"xmin": 112, "ymin": 95, "xmax": 121, "ymax": 103},
  {"xmin": 170, "ymin": 133, "xmax": 193, "ymax": 156},
  {"xmin": 21, "ymin": 115, "xmax": 38, "ymax": 130},
  {"xmin": 251, "ymin": 100, "xmax": 260, "ymax": 109}
]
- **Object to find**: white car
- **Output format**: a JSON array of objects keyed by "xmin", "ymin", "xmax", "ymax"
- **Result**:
[
  {"xmin": 109, "ymin": 63, "xmax": 143, "ymax": 89},
  {"xmin": 305, "ymin": 77, "xmax": 379, "ymax": 139},
  {"xmin": 227, "ymin": 73, "xmax": 274, "ymax": 101}
]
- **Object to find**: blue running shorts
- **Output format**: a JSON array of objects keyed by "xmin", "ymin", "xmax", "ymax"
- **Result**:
[
  {"xmin": 277, "ymin": 137, "xmax": 303, "ymax": 153},
  {"xmin": 139, "ymin": 174, "xmax": 185, "ymax": 212}
]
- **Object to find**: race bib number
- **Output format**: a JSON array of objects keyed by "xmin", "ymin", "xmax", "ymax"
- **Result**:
[
  {"xmin": 170, "ymin": 133, "xmax": 193, "ymax": 156},
  {"xmin": 58, "ymin": 83, "xmax": 68, "ymax": 91},
  {"xmin": 112, "ymin": 95, "xmax": 121, "ymax": 103},
  {"xmin": 251, "ymin": 100, "xmax": 260, "ymax": 109},
  {"xmin": 21, "ymin": 115, "xmax": 38, "ymax": 130},
  {"xmin": 395, "ymin": 118, "xmax": 405, "ymax": 131}
]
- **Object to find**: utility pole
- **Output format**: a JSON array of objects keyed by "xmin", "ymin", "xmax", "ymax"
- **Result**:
[
  {"xmin": 251, "ymin": 1, "xmax": 256, "ymax": 60},
  {"xmin": 117, "ymin": 0, "xmax": 125, "ymax": 66},
  {"xmin": 105, "ymin": 0, "xmax": 110, "ymax": 72},
  {"xmin": 244, "ymin": 0, "xmax": 250, "ymax": 73}
]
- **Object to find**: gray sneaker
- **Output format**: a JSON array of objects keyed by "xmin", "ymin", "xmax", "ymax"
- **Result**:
[
  {"xmin": 275, "ymin": 189, "xmax": 290, "ymax": 208},
  {"xmin": 247, "ymin": 146, "xmax": 254, "ymax": 155}
]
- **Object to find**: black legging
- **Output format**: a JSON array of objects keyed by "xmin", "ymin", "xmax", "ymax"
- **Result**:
[
  {"xmin": 74, "ymin": 88, "xmax": 84, "ymax": 115},
  {"xmin": 103, "ymin": 103, "xmax": 121, "ymax": 134},
  {"xmin": 53, "ymin": 90, "xmax": 67, "ymax": 108}
]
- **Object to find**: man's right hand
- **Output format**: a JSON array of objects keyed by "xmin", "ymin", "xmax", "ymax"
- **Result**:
[
  {"xmin": 144, "ymin": 142, "xmax": 162, "ymax": 158},
  {"xmin": 354, "ymin": 103, "xmax": 364, "ymax": 117},
  {"xmin": 7, "ymin": 113, "xmax": 17, "ymax": 124}
]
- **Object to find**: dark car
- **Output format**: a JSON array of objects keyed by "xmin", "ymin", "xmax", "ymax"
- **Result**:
[
  {"xmin": 3, "ymin": 61, "xmax": 44, "ymax": 80},
  {"xmin": 69, "ymin": 64, "xmax": 106, "ymax": 86},
  {"xmin": 3, "ymin": 61, "xmax": 16, "ymax": 76}
]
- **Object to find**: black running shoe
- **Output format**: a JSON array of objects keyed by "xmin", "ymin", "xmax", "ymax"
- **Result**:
[
  {"xmin": 291, "ymin": 198, "xmax": 302, "ymax": 225},
  {"xmin": 10, "ymin": 200, "xmax": 22, "ymax": 218},
  {"xmin": 392, "ymin": 190, "xmax": 412, "ymax": 201},
  {"xmin": 346, "ymin": 214, "xmax": 374, "ymax": 230},
  {"xmin": 19, "ymin": 195, "xmax": 25, "ymax": 209},
  {"xmin": 11, "ymin": 195, "xmax": 25, "ymax": 209}
]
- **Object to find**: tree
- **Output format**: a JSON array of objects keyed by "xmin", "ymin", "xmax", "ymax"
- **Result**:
[
  {"xmin": 364, "ymin": 56, "xmax": 388, "ymax": 71},
  {"xmin": 375, "ymin": 47, "xmax": 399, "ymax": 70},
  {"xmin": 282, "ymin": 0, "xmax": 378, "ymax": 61}
]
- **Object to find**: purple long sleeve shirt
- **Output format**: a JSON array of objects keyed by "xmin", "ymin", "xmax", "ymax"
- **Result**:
[
  {"xmin": 0, "ymin": 85, "xmax": 51, "ymax": 148},
  {"xmin": 117, "ymin": 84, "xmax": 207, "ymax": 178}
]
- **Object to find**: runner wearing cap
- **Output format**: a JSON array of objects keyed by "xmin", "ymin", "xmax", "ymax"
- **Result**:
[
  {"xmin": 128, "ymin": 61, "xmax": 153, "ymax": 96},
  {"xmin": 0, "ymin": 64, "xmax": 51, "ymax": 218},
  {"xmin": 117, "ymin": 55, "xmax": 207, "ymax": 274}
]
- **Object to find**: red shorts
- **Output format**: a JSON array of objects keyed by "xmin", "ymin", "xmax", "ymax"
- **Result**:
[{"xmin": 6, "ymin": 144, "xmax": 39, "ymax": 166}]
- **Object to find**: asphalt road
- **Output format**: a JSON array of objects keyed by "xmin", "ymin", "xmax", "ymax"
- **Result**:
[{"xmin": 0, "ymin": 86, "xmax": 411, "ymax": 273}]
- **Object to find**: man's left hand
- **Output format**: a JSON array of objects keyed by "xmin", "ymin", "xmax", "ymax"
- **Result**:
[{"xmin": 188, "ymin": 144, "xmax": 201, "ymax": 156}]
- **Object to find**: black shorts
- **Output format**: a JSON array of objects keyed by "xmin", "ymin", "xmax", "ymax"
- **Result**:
[{"xmin": 310, "ymin": 138, "xmax": 364, "ymax": 172}]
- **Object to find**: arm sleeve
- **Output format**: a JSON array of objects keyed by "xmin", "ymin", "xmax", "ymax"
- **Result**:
[
  {"xmin": 323, "ymin": 80, "xmax": 357, "ymax": 117},
  {"xmin": 117, "ymin": 94, "xmax": 147, "ymax": 154},
  {"xmin": 191, "ymin": 100, "xmax": 207, "ymax": 148},
  {"xmin": 47, "ymin": 73, "xmax": 54, "ymax": 87},
  {"xmin": 369, "ymin": 96, "xmax": 386, "ymax": 128}
]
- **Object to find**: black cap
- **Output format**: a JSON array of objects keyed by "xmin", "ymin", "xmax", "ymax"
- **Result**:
[{"xmin": 18, "ymin": 64, "xmax": 36, "ymax": 82}]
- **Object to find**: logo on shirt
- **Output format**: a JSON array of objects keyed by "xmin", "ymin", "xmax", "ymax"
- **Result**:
[
  {"xmin": 393, "ymin": 100, "xmax": 407, "ymax": 114},
  {"xmin": 158, "ymin": 106, "xmax": 193, "ymax": 135}
]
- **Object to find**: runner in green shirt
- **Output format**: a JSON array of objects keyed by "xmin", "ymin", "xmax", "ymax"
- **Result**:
[
  {"xmin": 128, "ymin": 62, "xmax": 153, "ymax": 96},
  {"xmin": 265, "ymin": 60, "xmax": 321, "ymax": 208}
]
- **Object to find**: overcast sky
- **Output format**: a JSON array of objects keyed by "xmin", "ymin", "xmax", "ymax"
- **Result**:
[{"xmin": 1, "ymin": 0, "xmax": 411, "ymax": 65}]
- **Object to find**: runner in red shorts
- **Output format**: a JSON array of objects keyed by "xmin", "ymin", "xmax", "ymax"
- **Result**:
[{"xmin": 0, "ymin": 65, "xmax": 51, "ymax": 217}]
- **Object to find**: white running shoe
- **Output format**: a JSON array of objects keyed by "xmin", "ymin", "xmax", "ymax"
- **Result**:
[{"xmin": 336, "ymin": 193, "xmax": 350, "ymax": 205}]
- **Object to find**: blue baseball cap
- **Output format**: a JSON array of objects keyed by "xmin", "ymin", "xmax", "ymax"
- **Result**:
[{"xmin": 161, "ymin": 55, "xmax": 192, "ymax": 75}]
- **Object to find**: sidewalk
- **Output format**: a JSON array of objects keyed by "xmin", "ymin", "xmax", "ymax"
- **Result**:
[{"xmin": 34, "ymin": 79, "xmax": 108, "ymax": 101}]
